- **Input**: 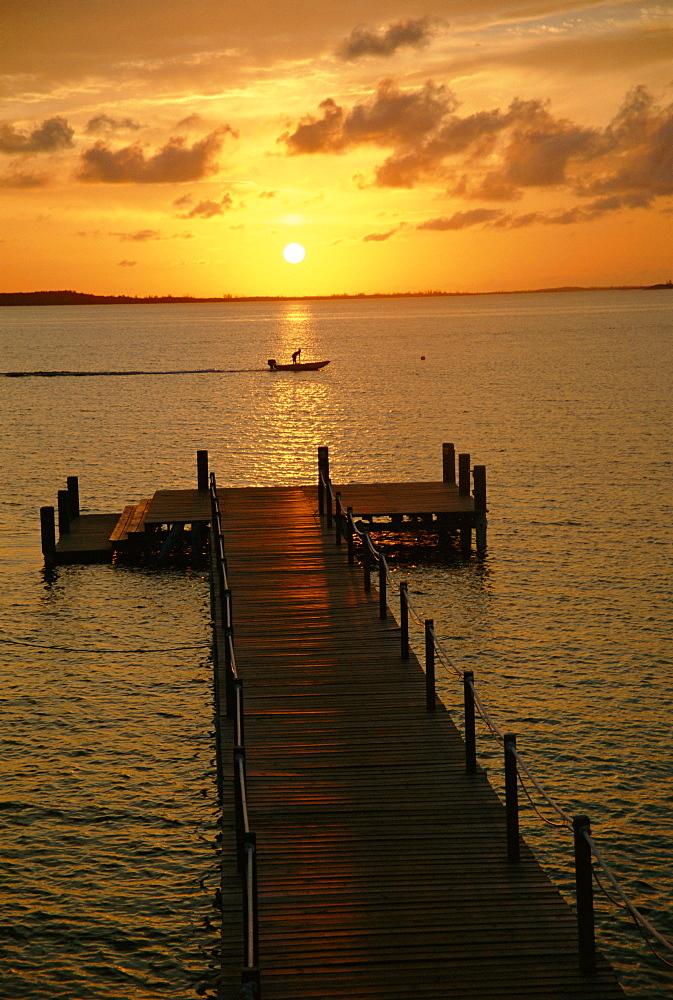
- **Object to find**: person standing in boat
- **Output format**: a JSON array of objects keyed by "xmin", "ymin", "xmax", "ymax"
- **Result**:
[{"xmin": 292, "ymin": 348, "xmax": 301, "ymax": 364}]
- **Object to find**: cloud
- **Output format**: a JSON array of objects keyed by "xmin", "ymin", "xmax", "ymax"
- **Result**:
[
  {"xmin": 362, "ymin": 228, "xmax": 399, "ymax": 242},
  {"xmin": 418, "ymin": 209, "xmax": 502, "ymax": 231},
  {"xmin": 77, "ymin": 125, "xmax": 235, "ymax": 183},
  {"xmin": 178, "ymin": 193, "xmax": 234, "ymax": 218},
  {"xmin": 281, "ymin": 81, "xmax": 673, "ymax": 217},
  {"xmin": 337, "ymin": 18, "xmax": 434, "ymax": 61},
  {"xmin": 0, "ymin": 169, "xmax": 49, "ymax": 188},
  {"xmin": 85, "ymin": 114, "xmax": 141, "ymax": 134},
  {"xmin": 0, "ymin": 116, "xmax": 74, "ymax": 154},
  {"xmin": 115, "ymin": 229, "xmax": 162, "ymax": 241},
  {"xmin": 280, "ymin": 79, "xmax": 456, "ymax": 155},
  {"xmin": 176, "ymin": 114, "xmax": 206, "ymax": 130},
  {"xmin": 118, "ymin": 259, "xmax": 137, "ymax": 266}
]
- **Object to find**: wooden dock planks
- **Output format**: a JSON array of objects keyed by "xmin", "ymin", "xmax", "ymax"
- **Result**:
[
  {"xmin": 54, "ymin": 513, "xmax": 118, "ymax": 563},
  {"xmin": 213, "ymin": 487, "xmax": 625, "ymax": 1000}
]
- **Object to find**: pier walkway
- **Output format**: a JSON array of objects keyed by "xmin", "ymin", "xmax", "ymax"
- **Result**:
[{"xmin": 213, "ymin": 485, "xmax": 625, "ymax": 1000}]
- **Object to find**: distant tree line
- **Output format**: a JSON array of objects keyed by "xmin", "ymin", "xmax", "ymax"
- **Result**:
[{"xmin": 0, "ymin": 285, "xmax": 669, "ymax": 307}]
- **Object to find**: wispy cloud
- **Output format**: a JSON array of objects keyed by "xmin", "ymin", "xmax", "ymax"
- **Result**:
[
  {"xmin": 337, "ymin": 18, "xmax": 434, "ymax": 61},
  {"xmin": 362, "ymin": 228, "xmax": 399, "ymax": 242},
  {"xmin": 177, "ymin": 193, "xmax": 234, "ymax": 218},
  {"xmin": 85, "ymin": 114, "xmax": 141, "ymax": 134}
]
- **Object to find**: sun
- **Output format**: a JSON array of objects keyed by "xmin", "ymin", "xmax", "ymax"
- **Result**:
[{"xmin": 283, "ymin": 242, "xmax": 305, "ymax": 264}]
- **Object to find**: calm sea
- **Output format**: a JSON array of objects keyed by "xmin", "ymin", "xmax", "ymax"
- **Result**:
[{"xmin": 1, "ymin": 291, "xmax": 671, "ymax": 998}]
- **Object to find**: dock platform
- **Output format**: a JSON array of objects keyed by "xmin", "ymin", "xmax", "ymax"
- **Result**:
[{"xmin": 212, "ymin": 485, "xmax": 625, "ymax": 999}]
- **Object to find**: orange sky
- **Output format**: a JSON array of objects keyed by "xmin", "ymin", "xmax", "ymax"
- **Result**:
[{"xmin": 1, "ymin": 0, "xmax": 671, "ymax": 296}]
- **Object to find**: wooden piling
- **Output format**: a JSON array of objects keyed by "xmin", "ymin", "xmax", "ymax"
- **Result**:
[
  {"xmin": 318, "ymin": 446, "xmax": 329, "ymax": 516},
  {"xmin": 442, "ymin": 442, "xmax": 456, "ymax": 484},
  {"xmin": 573, "ymin": 815, "xmax": 597, "ymax": 975},
  {"xmin": 197, "ymin": 449, "xmax": 209, "ymax": 491},
  {"xmin": 66, "ymin": 476, "xmax": 80, "ymax": 518},
  {"xmin": 458, "ymin": 453, "xmax": 471, "ymax": 496},
  {"xmin": 504, "ymin": 734, "xmax": 520, "ymax": 862},
  {"xmin": 40, "ymin": 506, "xmax": 56, "ymax": 569},
  {"xmin": 57, "ymin": 490, "xmax": 70, "ymax": 536}
]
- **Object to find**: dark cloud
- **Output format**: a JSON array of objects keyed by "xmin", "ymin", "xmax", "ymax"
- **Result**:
[
  {"xmin": 77, "ymin": 126, "xmax": 235, "ymax": 183},
  {"xmin": 118, "ymin": 259, "xmax": 137, "ymax": 266},
  {"xmin": 280, "ymin": 81, "xmax": 673, "ymax": 222},
  {"xmin": 280, "ymin": 79, "xmax": 456, "ymax": 155},
  {"xmin": 417, "ymin": 209, "xmax": 502, "ymax": 231},
  {"xmin": 337, "ymin": 18, "xmax": 433, "ymax": 61},
  {"xmin": 178, "ymin": 193, "xmax": 234, "ymax": 218},
  {"xmin": 85, "ymin": 114, "xmax": 141, "ymax": 134},
  {"xmin": 0, "ymin": 116, "xmax": 74, "ymax": 154}
]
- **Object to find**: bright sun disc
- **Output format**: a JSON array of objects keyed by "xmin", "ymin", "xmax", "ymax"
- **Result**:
[{"xmin": 283, "ymin": 242, "xmax": 305, "ymax": 263}]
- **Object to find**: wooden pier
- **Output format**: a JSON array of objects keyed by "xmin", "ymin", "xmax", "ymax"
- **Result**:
[
  {"xmin": 210, "ymin": 482, "xmax": 625, "ymax": 999},
  {"xmin": 41, "ymin": 444, "xmax": 487, "ymax": 567},
  {"xmin": 37, "ymin": 448, "xmax": 628, "ymax": 997}
]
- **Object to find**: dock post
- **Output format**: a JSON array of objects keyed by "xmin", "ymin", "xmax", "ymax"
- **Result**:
[
  {"xmin": 458, "ymin": 454, "xmax": 472, "ymax": 554},
  {"xmin": 57, "ymin": 490, "xmax": 70, "ymax": 536},
  {"xmin": 442, "ymin": 442, "xmax": 456, "ymax": 484},
  {"xmin": 66, "ymin": 476, "xmax": 80, "ymax": 518},
  {"xmin": 573, "ymin": 815, "xmax": 597, "ymax": 975},
  {"xmin": 318, "ymin": 446, "xmax": 329, "ymax": 516},
  {"xmin": 463, "ymin": 670, "xmax": 476, "ymax": 775},
  {"xmin": 197, "ymin": 449, "xmax": 209, "ymax": 491},
  {"xmin": 474, "ymin": 465, "xmax": 487, "ymax": 554},
  {"xmin": 458, "ymin": 453, "xmax": 471, "ymax": 495},
  {"xmin": 504, "ymin": 734, "xmax": 520, "ymax": 862},
  {"xmin": 425, "ymin": 618, "xmax": 436, "ymax": 711},
  {"xmin": 40, "ymin": 506, "xmax": 56, "ymax": 569},
  {"xmin": 400, "ymin": 581, "xmax": 409, "ymax": 660}
]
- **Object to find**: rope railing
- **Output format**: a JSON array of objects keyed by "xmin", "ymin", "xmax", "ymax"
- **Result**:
[
  {"xmin": 209, "ymin": 473, "xmax": 261, "ymax": 999},
  {"xmin": 317, "ymin": 445, "xmax": 673, "ymax": 979}
]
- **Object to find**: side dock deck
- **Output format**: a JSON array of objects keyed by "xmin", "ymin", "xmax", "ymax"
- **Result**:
[{"xmin": 213, "ymin": 485, "xmax": 625, "ymax": 999}]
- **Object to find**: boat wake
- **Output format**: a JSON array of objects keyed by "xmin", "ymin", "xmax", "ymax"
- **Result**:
[{"xmin": 2, "ymin": 368, "xmax": 266, "ymax": 377}]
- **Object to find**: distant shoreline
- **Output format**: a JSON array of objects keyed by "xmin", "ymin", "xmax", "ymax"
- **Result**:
[{"xmin": 0, "ymin": 284, "xmax": 670, "ymax": 307}]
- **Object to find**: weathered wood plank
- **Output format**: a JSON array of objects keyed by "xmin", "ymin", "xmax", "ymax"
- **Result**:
[{"xmin": 212, "ymin": 487, "xmax": 625, "ymax": 1000}]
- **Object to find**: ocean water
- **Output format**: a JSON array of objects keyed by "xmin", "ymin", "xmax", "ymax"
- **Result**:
[{"xmin": 0, "ymin": 291, "xmax": 671, "ymax": 998}]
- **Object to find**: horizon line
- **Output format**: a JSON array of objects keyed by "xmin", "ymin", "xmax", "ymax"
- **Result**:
[{"xmin": 1, "ymin": 283, "xmax": 671, "ymax": 307}]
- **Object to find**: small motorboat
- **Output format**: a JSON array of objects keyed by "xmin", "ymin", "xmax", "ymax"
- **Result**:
[{"xmin": 267, "ymin": 358, "xmax": 330, "ymax": 371}]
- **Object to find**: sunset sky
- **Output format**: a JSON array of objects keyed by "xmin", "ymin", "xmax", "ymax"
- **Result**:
[{"xmin": 2, "ymin": 0, "xmax": 671, "ymax": 296}]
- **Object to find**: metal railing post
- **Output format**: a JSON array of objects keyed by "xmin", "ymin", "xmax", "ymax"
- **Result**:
[
  {"xmin": 573, "ymin": 815, "xmax": 597, "ymax": 975},
  {"xmin": 425, "ymin": 618, "xmax": 435, "ymax": 711},
  {"xmin": 326, "ymin": 478, "xmax": 333, "ymax": 529},
  {"xmin": 363, "ymin": 541, "xmax": 371, "ymax": 592},
  {"xmin": 346, "ymin": 508, "xmax": 355, "ymax": 564},
  {"xmin": 378, "ymin": 557, "xmax": 386, "ymax": 619},
  {"xmin": 242, "ymin": 832, "xmax": 260, "ymax": 993},
  {"xmin": 233, "ymin": 745, "xmax": 247, "ymax": 872},
  {"xmin": 400, "ymin": 581, "xmax": 409, "ymax": 660},
  {"xmin": 463, "ymin": 670, "xmax": 476, "ymax": 774},
  {"xmin": 335, "ymin": 492, "xmax": 342, "ymax": 545},
  {"xmin": 504, "ymin": 734, "xmax": 520, "ymax": 862}
]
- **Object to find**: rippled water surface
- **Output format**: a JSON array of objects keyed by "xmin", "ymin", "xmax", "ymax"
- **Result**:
[{"xmin": 1, "ymin": 292, "xmax": 671, "ymax": 998}]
